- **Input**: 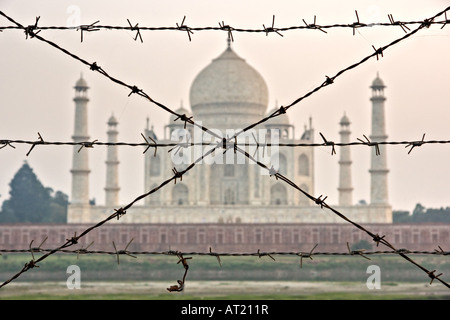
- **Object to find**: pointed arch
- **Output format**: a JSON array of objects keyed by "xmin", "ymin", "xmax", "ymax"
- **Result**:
[
  {"xmin": 271, "ymin": 153, "xmax": 287, "ymax": 175},
  {"xmin": 172, "ymin": 184, "xmax": 189, "ymax": 205},
  {"xmin": 299, "ymin": 183, "xmax": 310, "ymax": 205},
  {"xmin": 150, "ymin": 155, "xmax": 161, "ymax": 176},
  {"xmin": 270, "ymin": 183, "xmax": 287, "ymax": 205},
  {"xmin": 298, "ymin": 154, "xmax": 309, "ymax": 176}
]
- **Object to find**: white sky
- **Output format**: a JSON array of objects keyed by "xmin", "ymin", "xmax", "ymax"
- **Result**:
[{"xmin": 0, "ymin": 0, "xmax": 449, "ymax": 212}]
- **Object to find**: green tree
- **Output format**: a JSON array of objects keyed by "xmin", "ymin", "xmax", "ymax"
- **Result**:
[
  {"xmin": 47, "ymin": 190, "xmax": 69, "ymax": 223},
  {"xmin": 392, "ymin": 210, "xmax": 410, "ymax": 223},
  {"xmin": 412, "ymin": 203, "xmax": 426, "ymax": 216},
  {"xmin": 0, "ymin": 162, "xmax": 67, "ymax": 223}
]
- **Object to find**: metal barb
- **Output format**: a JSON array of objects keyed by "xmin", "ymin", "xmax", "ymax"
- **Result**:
[
  {"xmin": 114, "ymin": 207, "xmax": 127, "ymax": 220},
  {"xmin": 298, "ymin": 243, "xmax": 318, "ymax": 268},
  {"xmin": 257, "ymin": 249, "xmax": 276, "ymax": 261},
  {"xmin": 128, "ymin": 85, "xmax": 142, "ymax": 97},
  {"xmin": 209, "ymin": 247, "xmax": 222, "ymax": 267},
  {"xmin": 112, "ymin": 238, "xmax": 137, "ymax": 265},
  {"xmin": 173, "ymin": 113, "xmax": 193, "ymax": 129},
  {"xmin": 24, "ymin": 16, "xmax": 41, "ymax": 39},
  {"xmin": 176, "ymin": 16, "xmax": 194, "ymax": 41},
  {"xmin": 141, "ymin": 133, "xmax": 158, "ymax": 157},
  {"xmin": 0, "ymin": 141, "xmax": 16, "ymax": 150},
  {"xmin": 428, "ymin": 270, "xmax": 443, "ymax": 285},
  {"xmin": 352, "ymin": 10, "xmax": 364, "ymax": 35},
  {"xmin": 302, "ymin": 15, "xmax": 327, "ymax": 33},
  {"xmin": 347, "ymin": 242, "xmax": 371, "ymax": 260},
  {"xmin": 406, "ymin": 133, "xmax": 425, "ymax": 154},
  {"xmin": 78, "ymin": 20, "xmax": 100, "ymax": 42},
  {"xmin": 372, "ymin": 234, "xmax": 386, "ymax": 247},
  {"xmin": 314, "ymin": 195, "xmax": 328, "ymax": 209},
  {"xmin": 388, "ymin": 14, "xmax": 410, "ymax": 33},
  {"xmin": 127, "ymin": 19, "xmax": 143, "ymax": 43},
  {"xmin": 319, "ymin": 132, "xmax": 336, "ymax": 155},
  {"xmin": 66, "ymin": 232, "xmax": 79, "ymax": 246},
  {"xmin": 263, "ymin": 15, "xmax": 283, "ymax": 37},
  {"xmin": 372, "ymin": 45, "xmax": 384, "ymax": 60},
  {"xmin": 357, "ymin": 135, "xmax": 380, "ymax": 156},
  {"xmin": 441, "ymin": 12, "xmax": 448, "ymax": 29},
  {"xmin": 78, "ymin": 139, "xmax": 98, "ymax": 153},
  {"xmin": 219, "ymin": 21, "xmax": 234, "ymax": 42},
  {"xmin": 26, "ymin": 132, "xmax": 44, "ymax": 156},
  {"xmin": 172, "ymin": 168, "xmax": 184, "ymax": 184}
]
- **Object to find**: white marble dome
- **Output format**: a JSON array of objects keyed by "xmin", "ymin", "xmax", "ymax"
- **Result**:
[{"xmin": 189, "ymin": 45, "xmax": 269, "ymax": 130}]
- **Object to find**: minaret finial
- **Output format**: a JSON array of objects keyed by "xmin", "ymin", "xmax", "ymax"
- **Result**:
[
  {"xmin": 227, "ymin": 36, "xmax": 231, "ymax": 50},
  {"xmin": 146, "ymin": 116, "xmax": 149, "ymax": 130}
]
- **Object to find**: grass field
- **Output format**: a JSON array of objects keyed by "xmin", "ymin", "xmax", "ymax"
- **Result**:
[{"xmin": 1, "ymin": 281, "xmax": 449, "ymax": 300}]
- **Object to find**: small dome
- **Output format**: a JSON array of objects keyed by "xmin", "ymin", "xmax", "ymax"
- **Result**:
[
  {"xmin": 74, "ymin": 75, "xmax": 88, "ymax": 89},
  {"xmin": 169, "ymin": 105, "xmax": 192, "ymax": 125},
  {"xmin": 265, "ymin": 106, "xmax": 290, "ymax": 126},
  {"xmin": 340, "ymin": 113, "xmax": 350, "ymax": 126},
  {"xmin": 371, "ymin": 73, "xmax": 385, "ymax": 88},
  {"xmin": 108, "ymin": 114, "xmax": 118, "ymax": 126}
]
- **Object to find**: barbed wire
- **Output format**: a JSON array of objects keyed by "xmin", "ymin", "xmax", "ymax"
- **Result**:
[
  {"xmin": 0, "ymin": 6, "xmax": 449, "ymax": 291},
  {"xmin": 1, "ymin": 246, "xmax": 449, "ymax": 258},
  {"xmin": 0, "ymin": 11, "xmax": 448, "ymax": 43},
  {"xmin": 0, "ymin": 133, "xmax": 445, "ymax": 156}
]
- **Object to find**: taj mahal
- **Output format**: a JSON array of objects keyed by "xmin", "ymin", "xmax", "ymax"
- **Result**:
[{"xmin": 67, "ymin": 42, "xmax": 392, "ymax": 225}]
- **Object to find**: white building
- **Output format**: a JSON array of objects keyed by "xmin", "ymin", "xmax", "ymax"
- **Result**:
[{"xmin": 68, "ymin": 43, "xmax": 392, "ymax": 224}]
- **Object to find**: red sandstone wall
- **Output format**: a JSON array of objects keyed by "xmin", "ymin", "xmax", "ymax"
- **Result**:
[{"xmin": 0, "ymin": 223, "xmax": 448, "ymax": 253}]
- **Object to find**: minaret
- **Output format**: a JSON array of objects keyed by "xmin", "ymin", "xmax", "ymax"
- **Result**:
[
  {"xmin": 338, "ymin": 113, "xmax": 353, "ymax": 206},
  {"xmin": 104, "ymin": 114, "xmax": 120, "ymax": 205},
  {"xmin": 369, "ymin": 73, "xmax": 389, "ymax": 205},
  {"xmin": 70, "ymin": 75, "xmax": 91, "ymax": 205}
]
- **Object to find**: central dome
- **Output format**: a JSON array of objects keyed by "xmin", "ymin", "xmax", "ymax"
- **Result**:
[{"xmin": 189, "ymin": 45, "xmax": 268, "ymax": 130}]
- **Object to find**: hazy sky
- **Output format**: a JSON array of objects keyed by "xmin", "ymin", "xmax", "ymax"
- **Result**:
[{"xmin": 0, "ymin": 0, "xmax": 449, "ymax": 212}]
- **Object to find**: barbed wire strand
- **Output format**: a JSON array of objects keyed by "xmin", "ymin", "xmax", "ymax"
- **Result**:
[
  {"xmin": 1, "ymin": 247, "xmax": 449, "ymax": 257},
  {"xmin": 1, "ymin": 136, "xmax": 450, "ymax": 156},
  {"xmin": 0, "ymin": 15, "xmax": 448, "ymax": 37}
]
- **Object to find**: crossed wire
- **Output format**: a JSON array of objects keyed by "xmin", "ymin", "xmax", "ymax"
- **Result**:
[{"xmin": 0, "ymin": 6, "xmax": 449, "ymax": 290}]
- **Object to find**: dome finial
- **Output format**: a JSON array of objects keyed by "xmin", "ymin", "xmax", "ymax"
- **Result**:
[{"xmin": 227, "ymin": 36, "xmax": 231, "ymax": 50}]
